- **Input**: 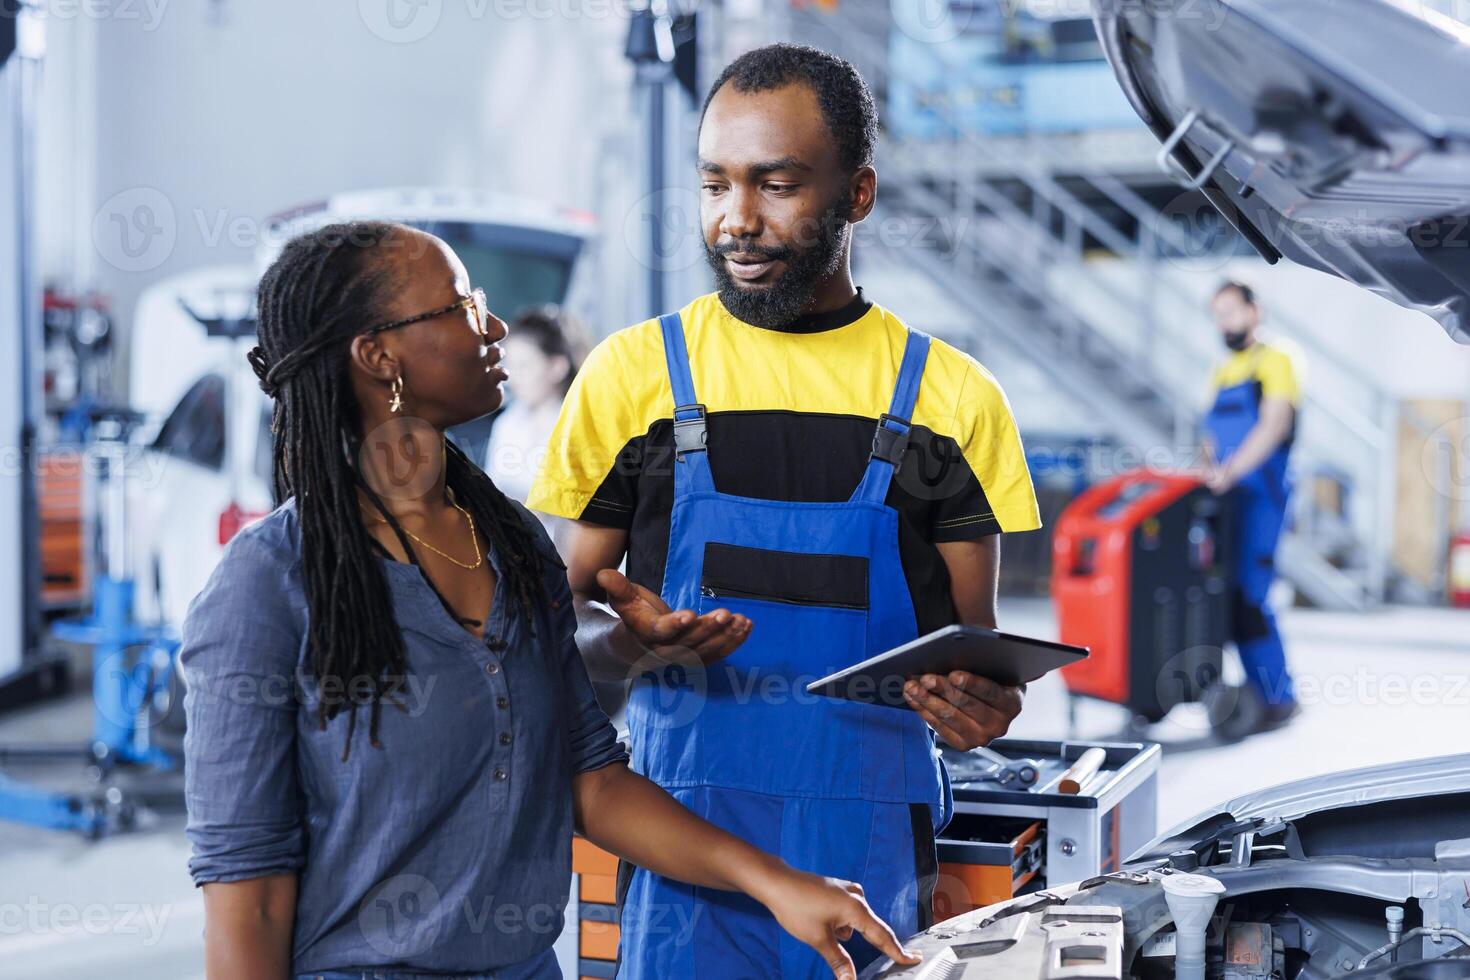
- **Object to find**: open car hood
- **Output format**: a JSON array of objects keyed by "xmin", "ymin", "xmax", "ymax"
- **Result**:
[
  {"xmin": 1131, "ymin": 751, "xmax": 1470, "ymax": 862},
  {"xmin": 1092, "ymin": 0, "xmax": 1470, "ymax": 343}
]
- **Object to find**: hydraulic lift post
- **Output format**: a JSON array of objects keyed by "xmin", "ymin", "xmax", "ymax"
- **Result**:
[
  {"xmin": 0, "ymin": 0, "xmax": 66, "ymax": 711},
  {"xmin": 0, "ymin": 6, "xmax": 181, "ymax": 836}
]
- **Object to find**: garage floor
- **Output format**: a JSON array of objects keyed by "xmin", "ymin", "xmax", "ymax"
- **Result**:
[{"xmin": 1, "ymin": 600, "xmax": 1467, "ymax": 980}]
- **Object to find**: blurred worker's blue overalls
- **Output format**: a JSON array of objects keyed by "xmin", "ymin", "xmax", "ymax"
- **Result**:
[
  {"xmin": 616, "ymin": 313, "xmax": 949, "ymax": 979},
  {"xmin": 1203, "ymin": 350, "xmax": 1296, "ymax": 707}
]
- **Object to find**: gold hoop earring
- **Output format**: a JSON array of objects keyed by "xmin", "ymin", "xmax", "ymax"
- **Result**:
[{"xmin": 389, "ymin": 375, "xmax": 404, "ymax": 414}]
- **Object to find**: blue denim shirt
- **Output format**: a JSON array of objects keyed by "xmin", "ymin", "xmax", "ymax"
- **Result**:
[{"xmin": 180, "ymin": 496, "xmax": 627, "ymax": 975}]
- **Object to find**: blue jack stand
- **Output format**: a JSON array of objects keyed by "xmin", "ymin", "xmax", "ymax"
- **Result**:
[
  {"xmin": 0, "ymin": 579, "xmax": 180, "ymax": 837},
  {"xmin": 51, "ymin": 577, "xmax": 180, "ymax": 771},
  {"xmin": 0, "ymin": 411, "xmax": 184, "ymax": 838}
]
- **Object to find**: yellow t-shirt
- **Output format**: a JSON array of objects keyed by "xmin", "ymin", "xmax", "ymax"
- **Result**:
[
  {"xmin": 527, "ymin": 292, "xmax": 1040, "ymax": 632},
  {"xmin": 1210, "ymin": 340, "xmax": 1303, "ymax": 405}
]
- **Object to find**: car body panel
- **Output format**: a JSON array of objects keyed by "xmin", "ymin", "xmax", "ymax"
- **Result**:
[
  {"xmin": 1092, "ymin": 0, "xmax": 1470, "ymax": 342},
  {"xmin": 1131, "ymin": 751, "xmax": 1470, "ymax": 863}
]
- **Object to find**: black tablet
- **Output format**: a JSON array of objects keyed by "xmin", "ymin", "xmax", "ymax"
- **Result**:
[{"xmin": 805, "ymin": 625, "xmax": 1089, "ymax": 709}]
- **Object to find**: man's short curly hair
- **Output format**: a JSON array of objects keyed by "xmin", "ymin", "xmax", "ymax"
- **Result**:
[{"xmin": 700, "ymin": 43, "xmax": 877, "ymax": 174}]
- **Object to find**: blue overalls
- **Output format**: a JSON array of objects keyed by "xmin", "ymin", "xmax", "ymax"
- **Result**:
[
  {"xmin": 616, "ymin": 313, "xmax": 949, "ymax": 979},
  {"xmin": 1202, "ymin": 347, "xmax": 1296, "ymax": 707}
]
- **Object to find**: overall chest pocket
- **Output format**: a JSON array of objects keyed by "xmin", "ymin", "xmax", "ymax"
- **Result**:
[{"xmin": 697, "ymin": 542, "xmax": 871, "ymax": 682}]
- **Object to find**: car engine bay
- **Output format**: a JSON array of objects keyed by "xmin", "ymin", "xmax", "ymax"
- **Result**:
[{"xmin": 864, "ymin": 780, "xmax": 1470, "ymax": 978}]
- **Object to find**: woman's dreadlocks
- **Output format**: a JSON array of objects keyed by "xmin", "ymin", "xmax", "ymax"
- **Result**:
[{"xmin": 250, "ymin": 220, "xmax": 550, "ymax": 760}]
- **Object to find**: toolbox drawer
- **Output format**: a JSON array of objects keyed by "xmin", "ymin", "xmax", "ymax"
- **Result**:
[
  {"xmin": 573, "ymin": 838, "xmax": 621, "ymax": 975},
  {"xmin": 935, "ymin": 815, "xmax": 1045, "ymax": 921}
]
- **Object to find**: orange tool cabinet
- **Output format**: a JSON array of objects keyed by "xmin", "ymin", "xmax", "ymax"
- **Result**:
[{"xmin": 572, "ymin": 837, "xmax": 620, "ymax": 978}]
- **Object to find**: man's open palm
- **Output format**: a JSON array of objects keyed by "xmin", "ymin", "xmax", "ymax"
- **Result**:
[{"xmin": 596, "ymin": 568, "xmax": 752, "ymax": 667}]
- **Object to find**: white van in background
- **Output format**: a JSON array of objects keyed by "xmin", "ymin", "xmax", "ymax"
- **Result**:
[{"xmin": 129, "ymin": 188, "xmax": 597, "ymax": 625}]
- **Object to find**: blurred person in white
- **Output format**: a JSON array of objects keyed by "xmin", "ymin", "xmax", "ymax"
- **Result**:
[{"xmin": 484, "ymin": 306, "xmax": 584, "ymax": 552}]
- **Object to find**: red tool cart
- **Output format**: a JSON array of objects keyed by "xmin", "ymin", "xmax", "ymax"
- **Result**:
[{"xmin": 1051, "ymin": 470, "xmax": 1233, "ymax": 725}]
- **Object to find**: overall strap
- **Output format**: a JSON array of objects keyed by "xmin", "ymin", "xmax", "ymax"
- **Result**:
[
  {"xmin": 658, "ymin": 312, "xmax": 716, "ymax": 496},
  {"xmin": 1209, "ymin": 344, "xmax": 1268, "ymax": 414},
  {"xmin": 852, "ymin": 329, "xmax": 932, "ymax": 504}
]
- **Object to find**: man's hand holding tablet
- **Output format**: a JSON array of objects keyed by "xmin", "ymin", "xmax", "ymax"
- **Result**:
[{"xmin": 806, "ymin": 626, "xmax": 1089, "ymax": 749}]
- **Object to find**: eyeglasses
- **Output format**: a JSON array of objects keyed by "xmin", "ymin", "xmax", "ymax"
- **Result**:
[{"xmin": 363, "ymin": 287, "xmax": 491, "ymax": 339}]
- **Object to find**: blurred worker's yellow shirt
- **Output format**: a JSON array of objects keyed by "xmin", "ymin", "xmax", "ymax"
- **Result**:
[{"xmin": 1210, "ymin": 339, "xmax": 1304, "ymax": 406}]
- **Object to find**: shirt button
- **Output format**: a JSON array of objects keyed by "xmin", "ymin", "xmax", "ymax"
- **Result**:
[
  {"xmin": 499, "ymin": 732, "xmax": 513, "ymax": 746},
  {"xmin": 485, "ymin": 662, "xmax": 500, "ymax": 675},
  {"xmin": 487, "ymin": 636, "xmax": 507, "ymax": 651},
  {"xmin": 496, "ymin": 696, "xmax": 509, "ymax": 709},
  {"xmin": 550, "ymin": 599, "xmax": 562, "ymax": 610},
  {"xmin": 493, "ymin": 768, "xmax": 508, "ymax": 781}
]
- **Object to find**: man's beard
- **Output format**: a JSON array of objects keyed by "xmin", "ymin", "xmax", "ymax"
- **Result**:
[
  {"xmin": 1223, "ymin": 329, "xmax": 1252, "ymax": 352},
  {"xmin": 705, "ymin": 193, "xmax": 851, "ymax": 329}
]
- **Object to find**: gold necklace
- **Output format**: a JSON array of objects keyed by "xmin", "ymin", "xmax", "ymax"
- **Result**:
[{"xmin": 365, "ymin": 489, "xmax": 483, "ymax": 570}]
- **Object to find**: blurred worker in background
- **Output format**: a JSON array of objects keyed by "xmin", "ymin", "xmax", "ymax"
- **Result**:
[
  {"xmin": 485, "ymin": 305, "xmax": 627, "ymax": 719},
  {"xmin": 484, "ymin": 305, "xmax": 583, "ymax": 552},
  {"xmin": 1202, "ymin": 280, "xmax": 1302, "ymax": 733}
]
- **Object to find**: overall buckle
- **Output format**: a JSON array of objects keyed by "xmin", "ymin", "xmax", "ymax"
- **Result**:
[
  {"xmin": 871, "ymin": 413, "xmax": 911, "ymax": 465},
  {"xmin": 672, "ymin": 403, "xmax": 708, "ymax": 456}
]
